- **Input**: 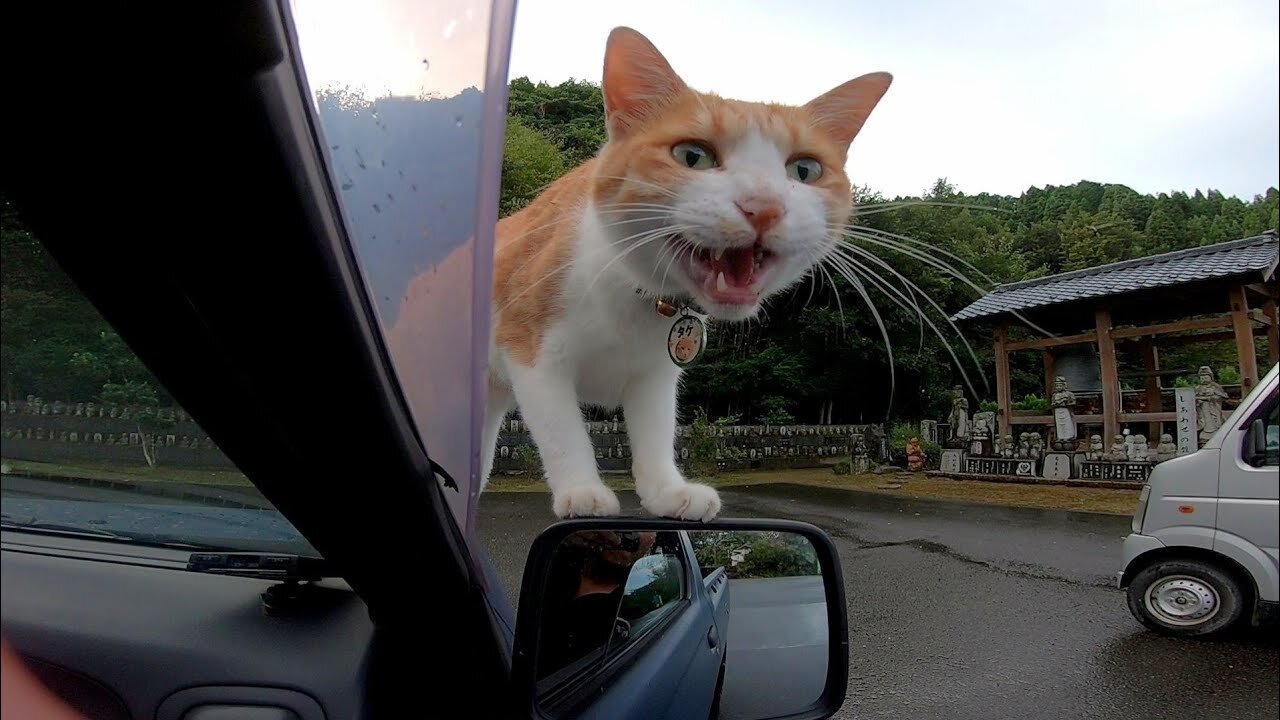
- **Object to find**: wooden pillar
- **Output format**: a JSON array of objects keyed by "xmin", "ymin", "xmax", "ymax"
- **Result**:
[
  {"xmin": 1264, "ymin": 298, "xmax": 1279, "ymax": 368},
  {"xmin": 1042, "ymin": 350, "xmax": 1056, "ymax": 398},
  {"xmin": 1229, "ymin": 286, "xmax": 1259, "ymax": 394},
  {"xmin": 1095, "ymin": 308, "xmax": 1120, "ymax": 444},
  {"xmin": 1140, "ymin": 337, "xmax": 1162, "ymax": 439},
  {"xmin": 994, "ymin": 323, "xmax": 1011, "ymax": 442}
]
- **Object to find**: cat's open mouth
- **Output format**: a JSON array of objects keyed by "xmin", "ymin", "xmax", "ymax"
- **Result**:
[{"xmin": 683, "ymin": 240, "xmax": 778, "ymax": 305}]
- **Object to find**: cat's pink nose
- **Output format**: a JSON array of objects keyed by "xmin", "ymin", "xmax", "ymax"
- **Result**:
[{"xmin": 735, "ymin": 196, "xmax": 784, "ymax": 236}]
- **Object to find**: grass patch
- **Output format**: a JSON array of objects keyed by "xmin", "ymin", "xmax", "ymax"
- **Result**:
[
  {"xmin": 488, "ymin": 467, "xmax": 1141, "ymax": 516},
  {"xmin": 1, "ymin": 457, "xmax": 253, "ymax": 487}
]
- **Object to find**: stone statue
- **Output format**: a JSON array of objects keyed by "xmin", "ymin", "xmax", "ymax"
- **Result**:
[
  {"xmin": 1016, "ymin": 432, "xmax": 1031, "ymax": 459},
  {"xmin": 1087, "ymin": 434, "xmax": 1105, "ymax": 461},
  {"xmin": 1000, "ymin": 434, "xmax": 1015, "ymax": 458},
  {"xmin": 1154, "ymin": 434, "xmax": 1178, "ymax": 463},
  {"xmin": 1049, "ymin": 376, "xmax": 1077, "ymax": 449},
  {"xmin": 969, "ymin": 418, "xmax": 992, "ymax": 456},
  {"xmin": 1107, "ymin": 434, "xmax": 1128, "ymax": 462},
  {"xmin": 1128, "ymin": 434, "xmax": 1149, "ymax": 462},
  {"xmin": 946, "ymin": 386, "xmax": 970, "ymax": 447},
  {"xmin": 1194, "ymin": 366, "xmax": 1228, "ymax": 444},
  {"xmin": 1029, "ymin": 432, "xmax": 1044, "ymax": 461},
  {"xmin": 906, "ymin": 437, "xmax": 926, "ymax": 471}
]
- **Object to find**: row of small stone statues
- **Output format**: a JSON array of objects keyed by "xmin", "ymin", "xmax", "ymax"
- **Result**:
[
  {"xmin": 498, "ymin": 416, "xmax": 883, "ymax": 438},
  {"xmin": 2, "ymin": 397, "xmax": 190, "ymax": 423},
  {"xmin": 971, "ymin": 430, "xmax": 1177, "ymax": 463},
  {"xmin": 2, "ymin": 426, "xmax": 215, "ymax": 449},
  {"xmin": 944, "ymin": 366, "xmax": 1230, "ymax": 454}
]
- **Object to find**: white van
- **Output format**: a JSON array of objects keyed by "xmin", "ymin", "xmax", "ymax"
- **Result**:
[{"xmin": 1117, "ymin": 361, "xmax": 1279, "ymax": 638}]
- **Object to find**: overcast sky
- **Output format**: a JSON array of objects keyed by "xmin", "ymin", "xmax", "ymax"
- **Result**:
[{"xmin": 506, "ymin": 0, "xmax": 1280, "ymax": 201}]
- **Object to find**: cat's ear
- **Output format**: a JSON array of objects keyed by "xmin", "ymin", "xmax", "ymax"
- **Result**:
[
  {"xmin": 804, "ymin": 72, "xmax": 893, "ymax": 149},
  {"xmin": 602, "ymin": 27, "xmax": 688, "ymax": 138}
]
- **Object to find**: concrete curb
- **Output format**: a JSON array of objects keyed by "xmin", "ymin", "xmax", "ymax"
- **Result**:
[{"xmin": 923, "ymin": 470, "xmax": 1141, "ymax": 491}]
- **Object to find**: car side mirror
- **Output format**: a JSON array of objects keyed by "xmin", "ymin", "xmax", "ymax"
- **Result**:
[
  {"xmin": 1244, "ymin": 418, "xmax": 1267, "ymax": 467},
  {"xmin": 512, "ymin": 518, "xmax": 849, "ymax": 720}
]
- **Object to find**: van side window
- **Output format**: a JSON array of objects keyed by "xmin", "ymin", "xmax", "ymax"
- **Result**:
[{"xmin": 1261, "ymin": 394, "xmax": 1279, "ymax": 468}]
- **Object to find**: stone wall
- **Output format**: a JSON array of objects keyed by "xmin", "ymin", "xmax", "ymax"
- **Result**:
[
  {"xmin": 493, "ymin": 418, "xmax": 886, "ymax": 474},
  {"xmin": 1, "ymin": 396, "xmax": 231, "ymax": 469},
  {"xmin": 1, "ymin": 397, "xmax": 885, "ymax": 474}
]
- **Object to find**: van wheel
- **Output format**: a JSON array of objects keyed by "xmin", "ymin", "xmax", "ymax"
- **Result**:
[{"xmin": 1126, "ymin": 559, "xmax": 1246, "ymax": 639}]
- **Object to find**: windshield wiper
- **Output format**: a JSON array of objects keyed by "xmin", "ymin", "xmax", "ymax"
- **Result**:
[
  {"xmin": 1, "ymin": 516, "xmax": 215, "ymax": 550},
  {"xmin": 0, "ymin": 517, "xmax": 125, "ymax": 540}
]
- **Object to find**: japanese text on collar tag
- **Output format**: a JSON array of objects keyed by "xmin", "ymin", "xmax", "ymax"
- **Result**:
[{"xmin": 667, "ymin": 313, "xmax": 707, "ymax": 367}]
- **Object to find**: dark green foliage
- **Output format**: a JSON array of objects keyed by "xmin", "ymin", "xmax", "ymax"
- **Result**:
[{"xmin": 4, "ymin": 77, "xmax": 1276, "ymax": 433}]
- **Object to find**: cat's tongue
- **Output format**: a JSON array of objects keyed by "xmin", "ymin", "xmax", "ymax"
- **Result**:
[{"xmin": 706, "ymin": 247, "xmax": 758, "ymax": 303}]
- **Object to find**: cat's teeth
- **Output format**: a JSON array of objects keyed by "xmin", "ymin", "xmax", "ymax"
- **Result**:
[
  {"xmin": 716, "ymin": 272, "xmax": 728, "ymax": 292},
  {"xmin": 713, "ymin": 247, "xmax": 725, "ymax": 261}
]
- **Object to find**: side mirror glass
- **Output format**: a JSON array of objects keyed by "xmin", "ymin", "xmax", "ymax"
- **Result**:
[
  {"xmin": 1245, "ymin": 417, "xmax": 1268, "ymax": 467},
  {"xmin": 513, "ymin": 519, "xmax": 848, "ymax": 720}
]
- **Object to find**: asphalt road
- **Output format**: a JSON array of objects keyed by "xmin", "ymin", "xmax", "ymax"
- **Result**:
[{"xmin": 477, "ymin": 484, "xmax": 1279, "ymax": 720}]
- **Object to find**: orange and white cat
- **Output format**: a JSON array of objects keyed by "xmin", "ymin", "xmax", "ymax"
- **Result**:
[{"xmin": 484, "ymin": 27, "xmax": 891, "ymax": 520}]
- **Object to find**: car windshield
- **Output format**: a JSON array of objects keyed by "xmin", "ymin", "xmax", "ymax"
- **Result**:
[
  {"xmin": 0, "ymin": 196, "xmax": 316, "ymax": 557},
  {"xmin": 3, "ymin": 0, "xmax": 505, "ymax": 561}
]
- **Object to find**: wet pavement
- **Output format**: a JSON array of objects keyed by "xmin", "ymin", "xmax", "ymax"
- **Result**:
[{"xmin": 477, "ymin": 483, "xmax": 1279, "ymax": 720}]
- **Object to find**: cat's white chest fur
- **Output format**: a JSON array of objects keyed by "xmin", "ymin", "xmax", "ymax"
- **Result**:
[
  {"xmin": 482, "ymin": 203, "xmax": 721, "ymax": 522},
  {"xmin": 520, "ymin": 205, "xmax": 690, "ymax": 400}
]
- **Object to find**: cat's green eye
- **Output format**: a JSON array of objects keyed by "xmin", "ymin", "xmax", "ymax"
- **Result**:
[
  {"xmin": 672, "ymin": 142, "xmax": 717, "ymax": 170},
  {"xmin": 786, "ymin": 157, "xmax": 823, "ymax": 183}
]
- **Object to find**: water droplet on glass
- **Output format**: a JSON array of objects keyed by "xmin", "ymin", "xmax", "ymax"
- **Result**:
[
  {"xmin": 373, "ymin": 203, "xmax": 381, "ymax": 213},
  {"xmin": 421, "ymin": 59, "xmax": 430, "ymax": 70},
  {"xmin": 380, "ymin": 159, "xmax": 386, "ymax": 167},
  {"xmin": 454, "ymin": 115, "xmax": 463, "ymax": 127},
  {"xmin": 341, "ymin": 182, "xmax": 354, "ymax": 190}
]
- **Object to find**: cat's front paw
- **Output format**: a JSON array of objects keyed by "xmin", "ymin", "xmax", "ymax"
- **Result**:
[
  {"xmin": 552, "ymin": 483, "xmax": 622, "ymax": 518},
  {"xmin": 641, "ymin": 482, "xmax": 721, "ymax": 522}
]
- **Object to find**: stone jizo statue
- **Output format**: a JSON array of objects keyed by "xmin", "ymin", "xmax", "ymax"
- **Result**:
[
  {"xmin": 1194, "ymin": 365, "xmax": 1228, "ymax": 444},
  {"xmin": 946, "ymin": 385, "xmax": 970, "ymax": 447},
  {"xmin": 1107, "ymin": 434, "xmax": 1128, "ymax": 462}
]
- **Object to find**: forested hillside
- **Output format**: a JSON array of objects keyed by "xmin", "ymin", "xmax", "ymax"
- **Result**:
[
  {"xmin": 3, "ymin": 79, "xmax": 1275, "ymax": 425},
  {"xmin": 498, "ymin": 77, "xmax": 1277, "ymax": 424}
]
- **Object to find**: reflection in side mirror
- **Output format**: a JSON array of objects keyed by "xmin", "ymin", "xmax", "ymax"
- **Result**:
[{"xmin": 513, "ymin": 519, "xmax": 847, "ymax": 720}]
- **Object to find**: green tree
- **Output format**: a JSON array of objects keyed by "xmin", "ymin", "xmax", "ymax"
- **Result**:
[
  {"xmin": 100, "ymin": 380, "xmax": 175, "ymax": 468},
  {"xmin": 499, "ymin": 116, "xmax": 565, "ymax": 216}
]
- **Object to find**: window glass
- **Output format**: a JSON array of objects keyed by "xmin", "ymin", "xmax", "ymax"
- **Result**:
[
  {"xmin": 0, "ymin": 195, "xmax": 313, "ymax": 556},
  {"xmin": 1260, "ymin": 392, "xmax": 1278, "ymax": 468},
  {"xmin": 535, "ymin": 530, "xmax": 684, "ymax": 687},
  {"xmin": 286, "ymin": 0, "xmax": 516, "ymax": 544},
  {"xmin": 615, "ymin": 552, "xmax": 686, "ymax": 640}
]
